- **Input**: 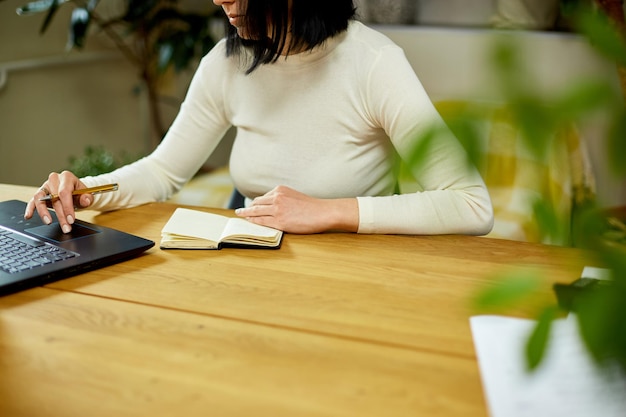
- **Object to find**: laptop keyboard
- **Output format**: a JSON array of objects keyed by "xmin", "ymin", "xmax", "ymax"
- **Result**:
[{"xmin": 0, "ymin": 226, "xmax": 79, "ymax": 274}]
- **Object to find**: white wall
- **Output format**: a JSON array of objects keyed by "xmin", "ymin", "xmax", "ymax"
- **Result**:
[{"xmin": 357, "ymin": 0, "xmax": 498, "ymax": 27}]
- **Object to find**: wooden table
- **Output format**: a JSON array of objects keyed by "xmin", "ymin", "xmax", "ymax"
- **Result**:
[{"xmin": 0, "ymin": 184, "xmax": 593, "ymax": 417}]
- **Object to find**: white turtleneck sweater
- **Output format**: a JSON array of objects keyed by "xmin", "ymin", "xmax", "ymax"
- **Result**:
[{"xmin": 82, "ymin": 21, "xmax": 493, "ymax": 235}]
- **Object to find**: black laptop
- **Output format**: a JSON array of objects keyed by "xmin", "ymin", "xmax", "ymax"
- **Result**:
[{"xmin": 0, "ymin": 199, "xmax": 154, "ymax": 296}]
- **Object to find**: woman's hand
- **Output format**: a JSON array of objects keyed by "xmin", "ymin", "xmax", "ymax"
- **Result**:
[
  {"xmin": 24, "ymin": 171, "xmax": 94, "ymax": 233},
  {"xmin": 235, "ymin": 185, "xmax": 359, "ymax": 234}
]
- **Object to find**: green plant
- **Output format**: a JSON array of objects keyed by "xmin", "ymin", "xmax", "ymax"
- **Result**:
[
  {"xmin": 67, "ymin": 145, "xmax": 139, "ymax": 177},
  {"xmin": 403, "ymin": 2, "xmax": 625, "ymax": 374},
  {"xmin": 470, "ymin": 3, "xmax": 626, "ymax": 373},
  {"xmin": 3, "ymin": 0, "xmax": 221, "ymax": 144}
]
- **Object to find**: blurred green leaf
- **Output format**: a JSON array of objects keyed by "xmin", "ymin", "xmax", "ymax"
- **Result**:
[
  {"xmin": 574, "ymin": 7, "xmax": 626, "ymax": 67},
  {"xmin": 553, "ymin": 80, "xmax": 618, "ymax": 121},
  {"xmin": 67, "ymin": 146, "xmax": 140, "ymax": 177},
  {"xmin": 594, "ymin": 242, "xmax": 626, "ymax": 284},
  {"xmin": 157, "ymin": 42, "xmax": 175, "ymax": 73},
  {"xmin": 468, "ymin": 2, "xmax": 626, "ymax": 378},
  {"xmin": 607, "ymin": 109, "xmax": 626, "ymax": 176},
  {"xmin": 473, "ymin": 269, "xmax": 543, "ymax": 311},
  {"xmin": 154, "ymin": 12, "xmax": 214, "ymax": 73},
  {"xmin": 490, "ymin": 37, "xmax": 531, "ymax": 98},
  {"xmin": 510, "ymin": 97, "xmax": 556, "ymax": 160},
  {"xmin": 122, "ymin": 0, "xmax": 160, "ymax": 22},
  {"xmin": 525, "ymin": 305, "xmax": 558, "ymax": 370},
  {"xmin": 490, "ymin": 37, "xmax": 520, "ymax": 75},
  {"xmin": 533, "ymin": 198, "xmax": 568, "ymax": 245},
  {"xmin": 140, "ymin": 5, "xmax": 182, "ymax": 34},
  {"xmin": 569, "ymin": 198, "xmax": 598, "ymax": 248},
  {"xmin": 68, "ymin": 7, "xmax": 90, "ymax": 49},
  {"xmin": 162, "ymin": 32, "xmax": 194, "ymax": 72},
  {"xmin": 575, "ymin": 280, "xmax": 626, "ymax": 370},
  {"xmin": 439, "ymin": 106, "xmax": 488, "ymax": 171},
  {"xmin": 405, "ymin": 127, "xmax": 437, "ymax": 175}
]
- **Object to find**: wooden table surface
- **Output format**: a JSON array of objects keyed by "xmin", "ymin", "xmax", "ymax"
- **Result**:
[{"xmin": 0, "ymin": 184, "xmax": 593, "ymax": 417}]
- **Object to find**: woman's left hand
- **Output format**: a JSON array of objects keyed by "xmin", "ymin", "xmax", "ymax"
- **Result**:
[{"xmin": 235, "ymin": 185, "xmax": 359, "ymax": 234}]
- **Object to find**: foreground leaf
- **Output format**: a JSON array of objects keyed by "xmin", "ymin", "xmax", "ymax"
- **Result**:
[
  {"xmin": 473, "ymin": 269, "xmax": 543, "ymax": 311},
  {"xmin": 525, "ymin": 305, "xmax": 558, "ymax": 370}
]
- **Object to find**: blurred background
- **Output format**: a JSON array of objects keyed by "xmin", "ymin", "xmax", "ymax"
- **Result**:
[{"xmin": 1, "ymin": 0, "xmax": 624, "ymax": 209}]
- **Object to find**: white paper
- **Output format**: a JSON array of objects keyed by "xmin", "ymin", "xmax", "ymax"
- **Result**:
[
  {"xmin": 581, "ymin": 266, "xmax": 612, "ymax": 281},
  {"xmin": 470, "ymin": 314, "xmax": 626, "ymax": 417}
]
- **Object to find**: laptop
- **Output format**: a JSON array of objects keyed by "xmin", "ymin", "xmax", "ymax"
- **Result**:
[{"xmin": 0, "ymin": 199, "xmax": 154, "ymax": 296}]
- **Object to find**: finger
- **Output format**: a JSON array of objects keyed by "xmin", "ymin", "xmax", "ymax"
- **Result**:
[
  {"xmin": 236, "ymin": 202, "xmax": 276, "ymax": 218},
  {"xmin": 54, "ymin": 173, "xmax": 83, "ymax": 233},
  {"xmin": 244, "ymin": 215, "xmax": 279, "ymax": 230},
  {"xmin": 235, "ymin": 206, "xmax": 257, "ymax": 218},
  {"xmin": 78, "ymin": 193, "xmax": 93, "ymax": 209},
  {"xmin": 48, "ymin": 199, "xmax": 72, "ymax": 233},
  {"xmin": 250, "ymin": 192, "xmax": 279, "ymax": 208},
  {"xmin": 24, "ymin": 185, "xmax": 48, "ymax": 220},
  {"xmin": 32, "ymin": 184, "xmax": 56, "ymax": 225},
  {"xmin": 24, "ymin": 198, "xmax": 34, "ymax": 220},
  {"xmin": 25, "ymin": 196, "xmax": 47, "ymax": 222},
  {"xmin": 250, "ymin": 196, "xmax": 267, "ymax": 206}
]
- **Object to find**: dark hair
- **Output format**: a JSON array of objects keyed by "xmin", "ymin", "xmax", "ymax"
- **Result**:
[{"xmin": 224, "ymin": 0, "xmax": 356, "ymax": 74}]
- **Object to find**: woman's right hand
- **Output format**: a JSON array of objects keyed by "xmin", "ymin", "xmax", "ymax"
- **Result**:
[{"xmin": 24, "ymin": 171, "xmax": 94, "ymax": 233}]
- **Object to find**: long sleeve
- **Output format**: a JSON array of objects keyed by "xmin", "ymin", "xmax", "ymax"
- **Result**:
[
  {"xmin": 355, "ymin": 38, "xmax": 493, "ymax": 235},
  {"xmin": 82, "ymin": 43, "xmax": 232, "ymax": 212}
]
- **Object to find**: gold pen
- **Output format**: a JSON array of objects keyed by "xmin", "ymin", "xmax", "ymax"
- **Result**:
[{"xmin": 39, "ymin": 183, "xmax": 119, "ymax": 202}]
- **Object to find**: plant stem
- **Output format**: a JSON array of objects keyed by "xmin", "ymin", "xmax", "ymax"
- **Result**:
[
  {"xmin": 88, "ymin": 12, "xmax": 141, "ymax": 68},
  {"xmin": 90, "ymin": 9, "xmax": 167, "ymax": 146}
]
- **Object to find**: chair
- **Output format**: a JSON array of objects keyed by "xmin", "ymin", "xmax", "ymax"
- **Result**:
[{"xmin": 399, "ymin": 100, "xmax": 596, "ymax": 246}]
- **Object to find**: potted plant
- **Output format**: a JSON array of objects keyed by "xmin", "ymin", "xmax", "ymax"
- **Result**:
[{"xmin": 3, "ymin": 0, "xmax": 222, "ymax": 145}]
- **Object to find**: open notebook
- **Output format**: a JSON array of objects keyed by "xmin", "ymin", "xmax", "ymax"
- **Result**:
[{"xmin": 160, "ymin": 208, "xmax": 283, "ymax": 250}]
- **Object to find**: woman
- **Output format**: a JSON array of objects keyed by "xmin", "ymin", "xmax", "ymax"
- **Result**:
[{"xmin": 25, "ymin": 0, "xmax": 493, "ymax": 236}]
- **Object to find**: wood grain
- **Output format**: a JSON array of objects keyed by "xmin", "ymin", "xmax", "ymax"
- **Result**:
[
  {"xmin": 50, "ymin": 204, "xmax": 592, "ymax": 356},
  {"xmin": 0, "ymin": 184, "xmax": 596, "ymax": 417},
  {"xmin": 1, "ymin": 288, "xmax": 485, "ymax": 417}
]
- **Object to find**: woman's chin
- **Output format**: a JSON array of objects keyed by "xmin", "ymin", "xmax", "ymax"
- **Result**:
[{"xmin": 235, "ymin": 27, "xmax": 251, "ymax": 39}]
